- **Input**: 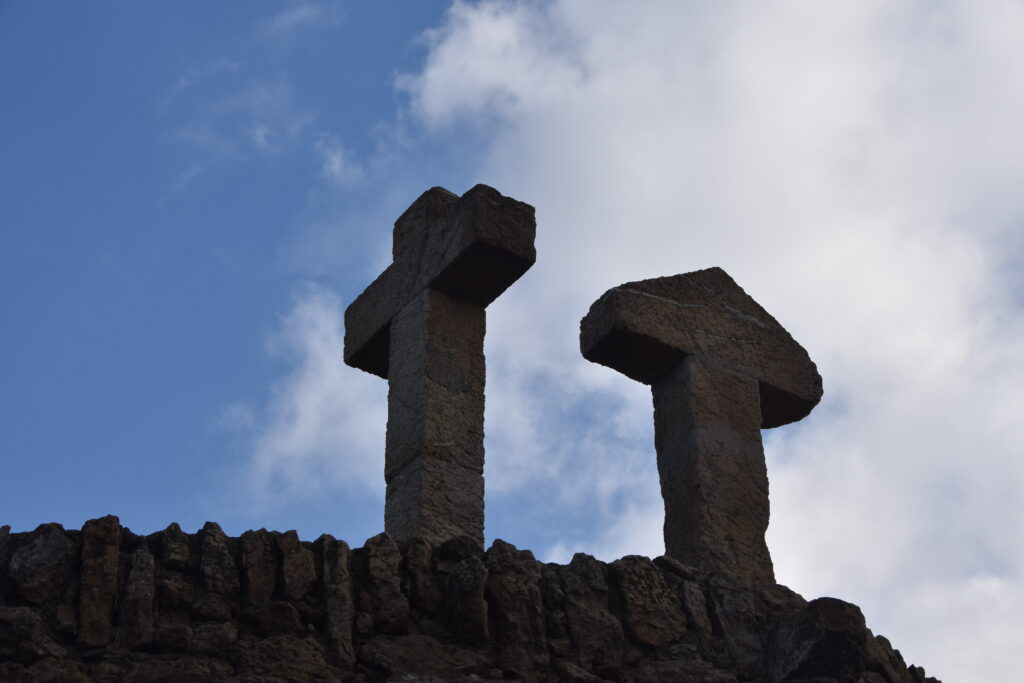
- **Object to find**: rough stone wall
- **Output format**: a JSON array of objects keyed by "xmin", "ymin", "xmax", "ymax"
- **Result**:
[{"xmin": 0, "ymin": 518, "xmax": 939, "ymax": 683}]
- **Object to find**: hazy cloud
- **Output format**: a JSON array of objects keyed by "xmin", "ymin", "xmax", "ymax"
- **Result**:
[
  {"xmin": 397, "ymin": 0, "xmax": 584, "ymax": 129},
  {"xmin": 258, "ymin": 4, "xmax": 337, "ymax": 38},
  {"xmin": 315, "ymin": 133, "xmax": 363, "ymax": 186},
  {"xmin": 169, "ymin": 163, "xmax": 203, "ymax": 192},
  {"xmin": 161, "ymin": 59, "xmax": 242, "ymax": 112},
  {"xmin": 233, "ymin": 286, "xmax": 385, "ymax": 504},
  {"xmin": 168, "ymin": 78, "xmax": 314, "ymax": 169}
]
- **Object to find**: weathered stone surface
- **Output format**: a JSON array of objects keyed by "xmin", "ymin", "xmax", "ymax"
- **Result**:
[
  {"xmin": 54, "ymin": 603, "xmax": 76, "ymax": 641},
  {"xmin": 353, "ymin": 533, "xmax": 409, "ymax": 635},
  {"xmin": 0, "ymin": 657, "xmax": 90, "ymax": 683},
  {"xmin": 560, "ymin": 552, "xmax": 623, "ymax": 672},
  {"xmin": 443, "ymin": 555, "xmax": 488, "ymax": 647},
  {"xmin": 159, "ymin": 522, "xmax": 191, "ymax": 571},
  {"xmin": 77, "ymin": 515, "xmax": 121, "ymax": 647},
  {"xmin": 6, "ymin": 524, "xmax": 73, "ymax": 604},
  {"xmin": 485, "ymin": 540, "xmax": 548, "ymax": 673},
  {"xmin": 238, "ymin": 634, "xmax": 338, "ymax": 682},
  {"xmin": 153, "ymin": 622, "xmax": 192, "ymax": 651},
  {"xmin": 156, "ymin": 569, "xmax": 196, "ymax": 614},
  {"xmin": 192, "ymin": 592, "xmax": 233, "ymax": 621},
  {"xmin": 120, "ymin": 655, "xmax": 234, "ymax": 683},
  {"xmin": 704, "ymin": 573, "xmax": 764, "ymax": 677},
  {"xmin": 609, "ymin": 555, "xmax": 686, "ymax": 649},
  {"xmin": 632, "ymin": 659, "xmax": 739, "ymax": 683},
  {"xmin": 240, "ymin": 529, "xmax": 277, "ymax": 605},
  {"xmin": 653, "ymin": 554, "xmax": 698, "ymax": 581},
  {"xmin": 0, "ymin": 606, "xmax": 67, "ymax": 663},
  {"xmin": 402, "ymin": 537, "xmax": 442, "ymax": 614},
  {"xmin": 769, "ymin": 597, "xmax": 911, "ymax": 683},
  {"xmin": 554, "ymin": 659, "xmax": 602, "ymax": 683},
  {"xmin": 541, "ymin": 563, "xmax": 569, "ymax": 653},
  {"xmin": 872, "ymin": 633, "xmax": 917, "ymax": 683},
  {"xmin": 359, "ymin": 634, "xmax": 490, "ymax": 679},
  {"xmin": 385, "ymin": 289, "xmax": 487, "ymax": 546},
  {"xmin": 316, "ymin": 534, "xmax": 355, "ymax": 665},
  {"xmin": 344, "ymin": 184, "xmax": 536, "ymax": 547},
  {"xmin": 435, "ymin": 534, "xmax": 482, "ymax": 567},
  {"xmin": 681, "ymin": 579, "xmax": 714, "ymax": 639},
  {"xmin": 199, "ymin": 521, "xmax": 238, "ymax": 598},
  {"xmin": 0, "ymin": 517, "xmax": 940, "ymax": 683},
  {"xmin": 189, "ymin": 620, "xmax": 237, "ymax": 654},
  {"xmin": 117, "ymin": 544, "xmax": 155, "ymax": 649},
  {"xmin": 242, "ymin": 599, "xmax": 305, "ymax": 638},
  {"xmin": 33, "ymin": 657, "xmax": 91, "ymax": 683},
  {"xmin": 760, "ymin": 581, "xmax": 809, "ymax": 616},
  {"xmin": 655, "ymin": 357, "xmax": 774, "ymax": 583},
  {"xmin": 580, "ymin": 268, "xmax": 823, "ymax": 584},
  {"xmin": 580, "ymin": 267, "xmax": 822, "ymax": 422},
  {"xmin": 278, "ymin": 530, "xmax": 316, "ymax": 602}
]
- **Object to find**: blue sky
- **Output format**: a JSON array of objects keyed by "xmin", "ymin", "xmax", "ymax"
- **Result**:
[
  {"xmin": 1, "ymin": 1, "xmax": 452, "ymax": 540},
  {"xmin": 3, "ymin": 2, "xmax": 1023, "ymax": 680}
]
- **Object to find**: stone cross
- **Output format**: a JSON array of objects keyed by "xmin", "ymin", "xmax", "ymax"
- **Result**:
[
  {"xmin": 344, "ymin": 184, "xmax": 536, "ymax": 547},
  {"xmin": 580, "ymin": 267, "xmax": 822, "ymax": 583}
]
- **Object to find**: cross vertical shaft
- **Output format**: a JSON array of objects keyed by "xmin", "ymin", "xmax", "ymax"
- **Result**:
[
  {"xmin": 653, "ymin": 355, "xmax": 773, "ymax": 584},
  {"xmin": 385, "ymin": 289, "xmax": 486, "ymax": 545}
]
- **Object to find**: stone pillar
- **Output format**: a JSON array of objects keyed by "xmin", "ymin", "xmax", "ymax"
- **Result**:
[
  {"xmin": 653, "ymin": 356, "xmax": 772, "ymax": 583},
  {"xmin": 385, "ymin": 289, "xmax": 486, "ymax": 544}
]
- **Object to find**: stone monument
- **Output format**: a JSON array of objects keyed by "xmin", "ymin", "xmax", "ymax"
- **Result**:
[
  {"xmin": 344, "ymin": 184, "xmax": 536, "ymax": 548},
  {"xmin": 580, "ymin": 267, "xmax": 822, "ymax": 583}
]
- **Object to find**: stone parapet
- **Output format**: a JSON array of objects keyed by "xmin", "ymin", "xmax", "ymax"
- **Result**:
[{"xmin": 0, "ymin": 517, "xmax": 939, "ymax": 682}]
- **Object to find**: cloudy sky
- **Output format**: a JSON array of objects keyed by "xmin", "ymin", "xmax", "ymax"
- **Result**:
[{"xmin": 3, "ymin": 2, "xmax": 1022, "ymax": 679}]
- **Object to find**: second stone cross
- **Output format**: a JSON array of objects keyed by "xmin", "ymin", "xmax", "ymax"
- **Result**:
[{"xmin": 344, "ymin": 184, "xmax": 536, "ymax": 547}]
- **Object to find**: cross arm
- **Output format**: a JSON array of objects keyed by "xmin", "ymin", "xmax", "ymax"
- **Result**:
[
  {"xmin": 580, "ymin": 267, "xmax": 822, "ymax": 428},
  {"xmin": 344, "ymin": 184, "xmax": 536, "ymax": 379}
]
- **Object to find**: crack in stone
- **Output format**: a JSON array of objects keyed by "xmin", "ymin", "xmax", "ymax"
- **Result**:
[
  {"xmin": 680, "ymin": 272, "xmax": 716, "ymax": 296},
  {"xmin": 618, "ymin": 287, "xmax": 706, "ymax": 309},
  {"xmin": 389, "ymin": 394, "xmax": 422, "ymax": 414},
  {"xmin": 722, "ymin": 302, "xmax": 768, "ymax": 328},
  {"xmin": 688, "ymin": 328, "xmax": 761, "ymax": 344}
]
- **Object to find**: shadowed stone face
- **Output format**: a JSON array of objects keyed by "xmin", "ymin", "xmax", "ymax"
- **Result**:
[
  {"xmin": 344, "ymin": 184, "xmax": 536, "ymax": 547},
  {"xmin": 580, "ymin": 267, "xmax": 822, "ymax": 583}
]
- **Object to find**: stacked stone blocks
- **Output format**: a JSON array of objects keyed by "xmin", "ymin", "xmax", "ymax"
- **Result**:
[{"xmin": 0, "ymin": 518, "xmax": 938, "ymax": 682}]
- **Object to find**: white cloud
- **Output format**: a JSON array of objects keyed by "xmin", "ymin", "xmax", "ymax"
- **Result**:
[
  {"xmin": 258, "ymin": 4, "xmax": 335, "ymax": 37},
  {"xmin": 391, "ymin": 2, "xmax": 1024, "ymax": 680},
  {"xmin": 169, "ymin": 78, "xmax": 315, "ymax": 175},
  {"xmin": 163, "ymin": 59, "xmax": 241, "ymax": 109},
  {"xmin": 397, "ymin": 0, "xmax": 584, "ymax": 129},
  {"xmin": 248, "ymin": 123, "xmax": 274, "ymax": 151},
  {"xmin": 215, "ymin": 402, "xmax": 256, "ymax": 432},
  {"xmin": 169, "ymin": 163, "xmax": 203, "ymax": 192},
  {"xmin": 315, "ymin": 133, "xmax": 363, "ymax": 186},
  {"xmin": 231, "ymin": 285, "xmax": 385, "ymax": 504}
]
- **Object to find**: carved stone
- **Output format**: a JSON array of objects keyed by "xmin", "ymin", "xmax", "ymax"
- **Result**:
[
  {"xmin": 344, "ymin": 184, "xmax": 536, "ymax": 546},
  {"xmin": 580, "ymin": 267, "xmax": 822, "ymax": 583}
]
